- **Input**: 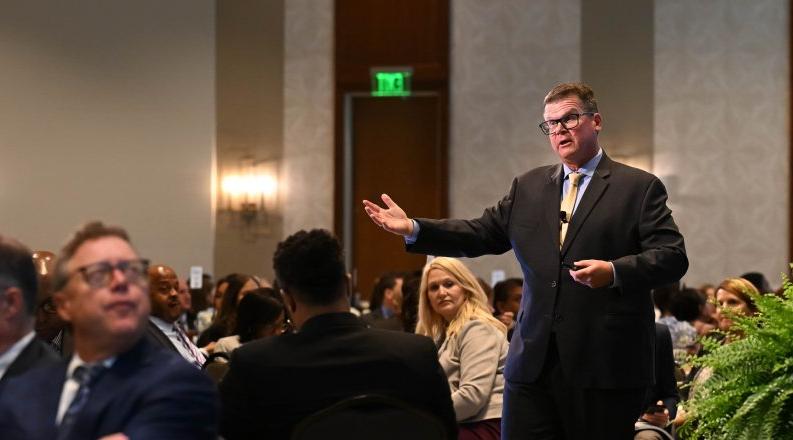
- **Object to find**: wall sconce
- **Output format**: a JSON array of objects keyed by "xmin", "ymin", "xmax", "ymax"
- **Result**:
[{"xmin": 218, "ymin": 155, "xmax": 279, "ymax": 239}]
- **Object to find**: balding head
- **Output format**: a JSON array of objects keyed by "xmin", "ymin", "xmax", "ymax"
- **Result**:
[{"xmin": 148, "ymin": 264, "xmax": 181, "ymax": 323}]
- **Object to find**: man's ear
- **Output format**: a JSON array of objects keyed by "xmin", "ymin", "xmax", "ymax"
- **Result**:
[
  {"xmin": 592, "ymin": 112, "xmax": 602, "ymax": 133},
  {"xmin": 53, "ymin": 290, "xmax": 72, "ymax": 323},
  {"xmin": 0, "ymin": 287, "xmax": 23, "ymax": 319},
  {"xmin": 281, "ymin": 289, "xmax": 297, "ymax": 314}
]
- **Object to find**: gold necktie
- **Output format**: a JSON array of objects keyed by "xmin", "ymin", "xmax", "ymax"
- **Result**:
[{"xmin": 559, "ymin": 172, "xmax": 581, "ymax": 248}]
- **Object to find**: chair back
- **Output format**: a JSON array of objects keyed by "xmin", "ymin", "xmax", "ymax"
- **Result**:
[
  {"xmin": 201, "ymin": 351, "xmax": 230, "ymax": 384},
  {"xmin": 291, "ymin": 394, "xmax": 448, "ymax": 440}
]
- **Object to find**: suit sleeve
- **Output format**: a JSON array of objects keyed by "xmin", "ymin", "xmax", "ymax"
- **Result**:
[
  {"xmin": 123, "ymin": 361, "xmax": 219, "ymax": 440},
  {"xmin": 408, "ymin": 178, "xmax": 517, "ymax": 257},
  {"xmin": 450, "ymin": 321, "xmax": 503, "ymax": 421},
  {"xmin": 612, "ymin": 177, "xmax": 688, "ymax": 289}
]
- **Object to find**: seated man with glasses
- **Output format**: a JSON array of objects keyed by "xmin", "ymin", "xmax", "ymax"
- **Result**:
[{"xmin": 0, "ymin": 221, "xmax": 218, "ymax": 440}]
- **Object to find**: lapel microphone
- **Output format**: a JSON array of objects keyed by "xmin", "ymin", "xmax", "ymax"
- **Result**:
[{"xmin": 559, "ymin": 211, "xmax": 568, "ymax": 223}]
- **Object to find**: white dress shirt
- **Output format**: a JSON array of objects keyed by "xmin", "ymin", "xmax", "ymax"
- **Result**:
[
  {"xmin": 149, "ymin": 316, "xmax": 206, "ymax": 367},
  {"xmin": 56, "ymin": 354, "xmax": 116, "ymax": 424}
]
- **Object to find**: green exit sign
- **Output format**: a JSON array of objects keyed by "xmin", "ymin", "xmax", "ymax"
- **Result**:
[{"xmin": 371, "ymin": 68, "xmax": 412, "ymax": 97}]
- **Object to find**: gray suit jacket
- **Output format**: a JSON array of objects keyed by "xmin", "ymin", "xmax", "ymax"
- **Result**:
[{"xmin": 438, "ymin": 319, "xmax": 507, "ymax": 422}]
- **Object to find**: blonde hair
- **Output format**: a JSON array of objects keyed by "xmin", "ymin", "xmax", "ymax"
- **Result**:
[
  {"xmin": 717, "ymin": 277, "xmax": 760, "ymax": 314},
  {"xmin": 415, "ymin": 257, "xmax": 507, "ymax": 342}
]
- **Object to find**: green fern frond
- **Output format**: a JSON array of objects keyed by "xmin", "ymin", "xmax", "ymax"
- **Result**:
[{"xmin": 681, "ymin": 276, "xmax": 793, "ymax": 439}]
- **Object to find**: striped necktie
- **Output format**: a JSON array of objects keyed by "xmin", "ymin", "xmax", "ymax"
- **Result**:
[
  {"xmin": 559, "ymin": 172, "xmax": 581, "ymax": 248},
  {"xmin": 173, "ymin": 323, "xmax": 205, "ymax": 368},
  {"xmin": 58, "ymin": 363, "xmax": 106, "ymax": 439}
]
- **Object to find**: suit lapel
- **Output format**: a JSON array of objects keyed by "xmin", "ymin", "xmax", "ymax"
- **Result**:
[
  {"xmin": 544, "ymin": 165, "xmax": 564, "ymax": 248},
  {"xmin": 70, "ymin": 339, "xmax": 151, "ymax": 439},
  {"xmin": 560, "ymin": 156, "xmax": 612, "ymax": 257}
]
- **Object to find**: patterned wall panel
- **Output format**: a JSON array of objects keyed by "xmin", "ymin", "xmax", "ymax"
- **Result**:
[
  {"xmin": 283, "ymin": 0, "xmax": 335, "ymax": 235},
  {"xmin": 449, "ymin": 0, "xmax": 581, "ymax": 281},
  {"xmin": 654, "ymin": 0, "xmax": 789, "ymax": 287}
]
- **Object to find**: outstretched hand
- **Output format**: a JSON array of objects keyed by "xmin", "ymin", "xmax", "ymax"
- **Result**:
[{"xmin": 362, "ymin": 194, "xmax": 414, "ymax": 237}]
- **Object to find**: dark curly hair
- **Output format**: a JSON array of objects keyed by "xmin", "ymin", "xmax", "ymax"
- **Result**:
[
  {"xmin": 273, "ymin": 229, "xmax": 346, "ymax": 306},
  {"xmin": 234, "ymin": 288, "xmax": 284, "ymax": 343}
]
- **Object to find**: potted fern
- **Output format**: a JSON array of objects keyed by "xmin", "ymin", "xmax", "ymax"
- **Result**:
[{"xmin": 680, "ymin": 277, "xmax": 793, "ymax": 439}]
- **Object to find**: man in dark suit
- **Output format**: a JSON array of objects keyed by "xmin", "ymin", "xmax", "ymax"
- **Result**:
[
  {"xmin": 0, "ymin": 236, "xmax": 59, "ymax": 384},
  {"xmin": 145, "ymin": 264, "xmax": 206, "ymax": 368},
  {"xmin": 361, "ymin": 271, "xmax": 405, "ymax": 331},
  {"xmin": 363, "ymin": 82, "xmax": 688, "ymax": 439},
  {"xmin": 0, "ymin": 221, "xmax": 218, "ymax": 439},
  {"xmin": 219, "ymin": 229, "xmax": 457, "ymax": 439}
]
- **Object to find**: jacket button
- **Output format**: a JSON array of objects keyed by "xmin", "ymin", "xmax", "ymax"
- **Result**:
[{"xmin": 551, "ymin": 281, "xmax": 557, "ymax": 288}]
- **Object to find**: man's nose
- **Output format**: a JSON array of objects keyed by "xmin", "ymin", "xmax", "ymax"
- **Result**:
[{"xmin": 109, "ymin": 268, "xmax": 130, "ymax": 292}]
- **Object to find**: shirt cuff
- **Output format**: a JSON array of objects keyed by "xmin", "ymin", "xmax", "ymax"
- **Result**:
[
  {"xmin": 404, "ymin": 219, "xmax": 420, "ymax": 244},
  {"xmin": 609, "ymin": 262, "xmax": 621, "ymax": 287}
]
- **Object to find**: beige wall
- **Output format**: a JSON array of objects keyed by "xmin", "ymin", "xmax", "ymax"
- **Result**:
[
  {"xmin": 448, "ymin": 0, "xmax": 789, "ymax": 287},
  {"xmin": 448, "ymin": 0, "xmax": 581, "ymax": 282},
  {"xmin": 0, "ymin": 0, "xmax": 215, "ymax": 277},
  {"xmin": 282, "ymin": 0, "xmax": 335, "ymax": 235},
  {"xmin": 654, "ymin": 0, "xmax": 789, "ymax": 287},
  {"xmin": 1, "ymin": 1, "xmax": 787, "ymax": 289},
  {"xmin": 214, "ymin": 0, "xmax": 285, "ymax": 281}
]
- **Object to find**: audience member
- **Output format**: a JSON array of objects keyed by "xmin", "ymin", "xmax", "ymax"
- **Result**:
[
  {"xmin": 662, "ymin": 286, "xmax": 704, "ymax": 363},
  {"xmin": 400, "ymin": 272, "xmax": 422, "ymax": 333},
  {"xmin": 416, "ymin": 257, "xmax": 508, "ymax": 439},
  {"xmin": 189, "ymin": 273, "xmax": 213, "ymax": 316},
  {"xmin": 146, "ymin": 264, "xmax": 206, "ymax": 368},
  {"xmin": 214, "ymin": 287, "xmax": 285, "ymax": 354},
  {"xmin": 0, "ymin": 236, "xmax": 59, "ymax": 385},
  {"xmin": 362, "ymin": 271, "xmax": 404, "ymax": 331},
  {"xmin": 492, "ymin": 277, "xmax": 523, "ymax": 340},
  {"xmin": 693, "ymin": 285, "xmax": 717, "ymax": 336},
  {"xmin": 714, "ymin": 277, "xmax": 759, "ymax": 336},
  {"xmin": 476, "ymin": 277, "xmax": 495, "ymax": 313},
  {"xmin": 196, "ymin": 273, "xmax": 259, "ymax": 347},
  {"xmin": 674, "ymin": 277, "xmax": 760, "ymax": 428},
  {"xmin": 739, "ymin": 271, "xmax": 771, "ymax": 294},
  {"xmin": 176, "ymin": 277, "xmax": 195, "ymax": 335},
  {"xmin": 32, "ymin": 250, "xmax": 71, "ymax": 356},
  {"xmin": 219, "ymin": 229, "xmax": 457, "ymax": 439},
  {"xmin": 0, "ymin": 221, "xmax": 218, "ymax": 439},
  {"xmin": 634, "ymin": 323, "xmax": 679, "ymax": 440},
  {"xmin": 196, "ymin": 274, "xmax": 227, "ymax": 334}
]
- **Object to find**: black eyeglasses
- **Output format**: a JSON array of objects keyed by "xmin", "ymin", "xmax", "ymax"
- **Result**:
[
  {"xmin": 539, "ymin": 112, "xmax": 594, "ymax": 135},
  {"xmin": 73, "ymin": 259, "xmax": 150, "ymax": 289}
]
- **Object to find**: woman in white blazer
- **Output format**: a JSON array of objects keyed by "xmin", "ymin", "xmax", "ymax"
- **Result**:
[{"xmin": 416, "ymin": 257, "xmax": 508, "ymax": 440}]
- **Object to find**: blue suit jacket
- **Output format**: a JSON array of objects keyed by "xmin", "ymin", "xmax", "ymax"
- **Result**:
[{"xmin": 0, "ymin": 336, "xmax": 219, "ymax": 440}]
